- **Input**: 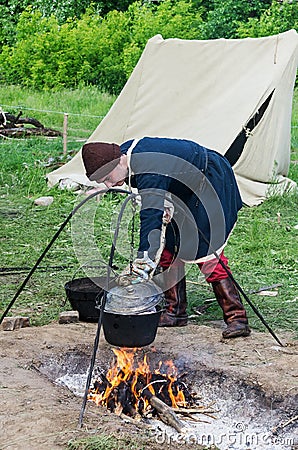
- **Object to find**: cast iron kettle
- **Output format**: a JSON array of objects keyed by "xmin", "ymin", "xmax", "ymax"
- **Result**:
[{"xmin": 102, "ymin": 280, "xmax": 165, "ymax": 348}]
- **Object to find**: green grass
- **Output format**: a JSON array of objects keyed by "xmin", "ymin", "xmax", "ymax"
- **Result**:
[
  {"xmin": 291, "ymin": 87, "xmax": 298, "ymax": 153},
  {"xmin": 67, "ymin": 433, "xmax": 212, "ymax": 450},
  {"xmin": 0, "ymin": 85, "xmax": 117, "ymax": 325},
  {"xmin": 186, "ymin": 190, "xmax": 298, "ymax": 336},
  {"xmin": 0, "ymin": 86, "xmax": 297, "ymax": 338},
  {"xmin": 67, "ymin": 434, "xmax": 145, "ymax": 450},
  {"xmin": 0, "ymin": 84, "xmax": 115, "ymax": 142}
]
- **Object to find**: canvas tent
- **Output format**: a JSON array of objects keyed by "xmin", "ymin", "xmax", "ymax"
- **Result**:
[{"xmin": 47, "ymin": 30, "xmax": 298, "ymax": 206}]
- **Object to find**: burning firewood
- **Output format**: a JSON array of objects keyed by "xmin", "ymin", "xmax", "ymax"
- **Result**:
[
  {"xmin": 141, "ymin": 387, "xmax": 188, "ymax": 433},
  {"xmin": 88, "ymin": 348, "xmax": 216, "ymax": 433}
]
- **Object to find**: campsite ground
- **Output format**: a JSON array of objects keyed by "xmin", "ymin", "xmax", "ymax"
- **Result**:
[
  {"xmin": 0, "ymin": 86, "xmax": 297, "ymax": 450},
  {"xmin": 1, "ymin": 319, "xmax": 297, "ymax": 450}
]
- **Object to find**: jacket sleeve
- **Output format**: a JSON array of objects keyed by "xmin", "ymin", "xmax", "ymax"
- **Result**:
[{"xmin": 134, "ymin": 172, "xmax": 170, "ymax": 261}]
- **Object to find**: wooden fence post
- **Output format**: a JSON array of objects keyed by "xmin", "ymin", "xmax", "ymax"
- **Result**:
[{"xmin": 63, "ymin": 113, "xmax": 68, "ymax": 155}]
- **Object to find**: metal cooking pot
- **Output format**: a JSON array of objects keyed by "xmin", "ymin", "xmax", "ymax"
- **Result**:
[
  {"xmin": 65, "ymin": 276, "xmax": 105, "ymax": 322},
  {"xmin": 102, "ymin": 281, "xmax": 164, "ymax": 348}
]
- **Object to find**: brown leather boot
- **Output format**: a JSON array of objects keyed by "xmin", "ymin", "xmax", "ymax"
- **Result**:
[
  {"xmin": 211, "ymin": 278, "xmax": 251, "ymax": 338},
  {"xmin": 158, "ymin": 264, "xmax": 188, "ymax": 327}
]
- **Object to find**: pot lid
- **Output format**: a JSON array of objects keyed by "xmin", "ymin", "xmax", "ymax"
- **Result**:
[{"xmin": 104, "ymin": 281, "xmax": 164, "ymax": 314}]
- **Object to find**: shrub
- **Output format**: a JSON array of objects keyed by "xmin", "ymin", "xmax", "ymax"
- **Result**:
[
  {"xmin": 0, "ymin": 0, "xmax": 296, "ymax": 94},
  {"xmin": 201, "ymin": 0, "xmax": 272, "ymax": 39},
  {"xmin": 122, "ymin": 0, "xmax": 204, "ymax": 76},
  {"xmin": 237, "ymin": 0, "xmax": 298, "ymax": 38},
  {"xmin": 0, "ymin": 1, "xmax": 204, "ymax": 93},
  {"xmin": 0, "ymin": 8, "xmax": 129, "ymax": 92}
]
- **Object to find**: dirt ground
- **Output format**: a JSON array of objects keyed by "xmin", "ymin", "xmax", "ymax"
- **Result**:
[{"xmin": 0, "ymin": 319, "xmax": 297, "ymax": 450}]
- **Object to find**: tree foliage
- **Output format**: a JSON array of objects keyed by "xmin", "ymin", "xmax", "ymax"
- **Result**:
[
  {"xmin": 200, "ymin": 0, "xmax": 272, "ymax": 39},
  {"xmin": 0, "ymin": 7, "xmax": 129, "ymax": 93},
  {"xmin": 0, "ymin": 0, "xmax": 296, "ymax": 94},
  {"xmin": 0, "ymin": 1, "xmax": 205, "ymax": 93},
  {"xmin": 122, "ymin": 0, "xmax": 204, "ymax": 76},
  {"xmin": 237, "ymin": 1, "xmax": 298, "ymax": 38},
  {"xmin": 0, "ymin": 0, "xmax": 134, "ymax": 46}
]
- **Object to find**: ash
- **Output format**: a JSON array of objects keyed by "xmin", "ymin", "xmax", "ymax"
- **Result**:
[
  {"xmin": 55, "ymin": 371, "xmax": 297, "ymax": 450},
  {"xmin": 150, "ymin": 416, "xmax": 296, "ymax": 450},
  {"xmin": 55, "ymin": 371, "xmax": 88, "ymax": 397}
]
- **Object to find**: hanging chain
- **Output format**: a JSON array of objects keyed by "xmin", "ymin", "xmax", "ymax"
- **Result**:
[{"xmin": 129, "ymin": 196, "xmax": 138, "ymax": 274}]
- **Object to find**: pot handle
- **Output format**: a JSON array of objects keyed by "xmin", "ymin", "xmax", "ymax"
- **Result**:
[
  {"xmin": 94, "ymin": 290, "xmax": 104, "ymax": 310},
  {"xmin": 70, "ymin": 259, "xmax": 117, "ymax": 281}
]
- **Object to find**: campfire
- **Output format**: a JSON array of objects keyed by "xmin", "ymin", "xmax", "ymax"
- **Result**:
[{"xmin": 88, "ymin": 348, "xmax": 217, "ymax": 432}]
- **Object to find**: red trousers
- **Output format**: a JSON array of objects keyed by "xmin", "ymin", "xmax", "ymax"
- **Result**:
[{"xmin": 159, "ymin": 248, "xmax": 231, "ymax": 283}]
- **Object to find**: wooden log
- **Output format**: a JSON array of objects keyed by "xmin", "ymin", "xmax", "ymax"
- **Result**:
[
  {"xmin": 142, "ymin": 387, "xmax": 188, "ymax": 434},
  {"xmin": 0, "ymin": 127, "xmax": 62, "ymax": 137},
  {"xmin": 17, "ymin": 116, "xmax": 44, "ymax": 128},
  {"xmin": 174, "ymin": 407, "xmax": 218, "ymax": 415},
  {"xmin": 4, "ymin": 112, "xmax": 44, "ymax": 128}
]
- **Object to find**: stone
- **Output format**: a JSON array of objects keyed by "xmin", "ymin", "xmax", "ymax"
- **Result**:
[
  {"xmin": 2, "ymin": 316, "xmax": 30, "ymax": 331},
  {"xmin": 58, "ymin": 310, "xmax": 79, "ymax": 324},
  {"xmin": 34, "ymin": 196, "xmax": 54, "ymax": 207},
  {"xmin": 58, "ymin": 178, "xmax": 80, "ymax": 191}
]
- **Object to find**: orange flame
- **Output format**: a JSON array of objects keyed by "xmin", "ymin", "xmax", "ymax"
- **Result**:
[{"xmin": 89, "ymin": 348, "xmax": 186, "ymax": 413}]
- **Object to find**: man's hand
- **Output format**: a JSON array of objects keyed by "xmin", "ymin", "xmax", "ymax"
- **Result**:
[{"xmin": 132, "ymin": 251, "xmax": 156, "ymax": 281}]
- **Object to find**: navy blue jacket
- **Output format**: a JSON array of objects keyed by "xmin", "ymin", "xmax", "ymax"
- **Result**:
[{"xmin": 120, "ymin": 137, "xmax": 242, "ymax": 262}]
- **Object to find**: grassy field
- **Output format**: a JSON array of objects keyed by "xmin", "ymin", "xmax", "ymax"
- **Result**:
[
  {"xmin": 0, "ymin": 85, "xmax": 116, "ymax": 142},
  {"xmin": 0, "ymin": 85, "xmax": 297, "ymax": 339}
]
